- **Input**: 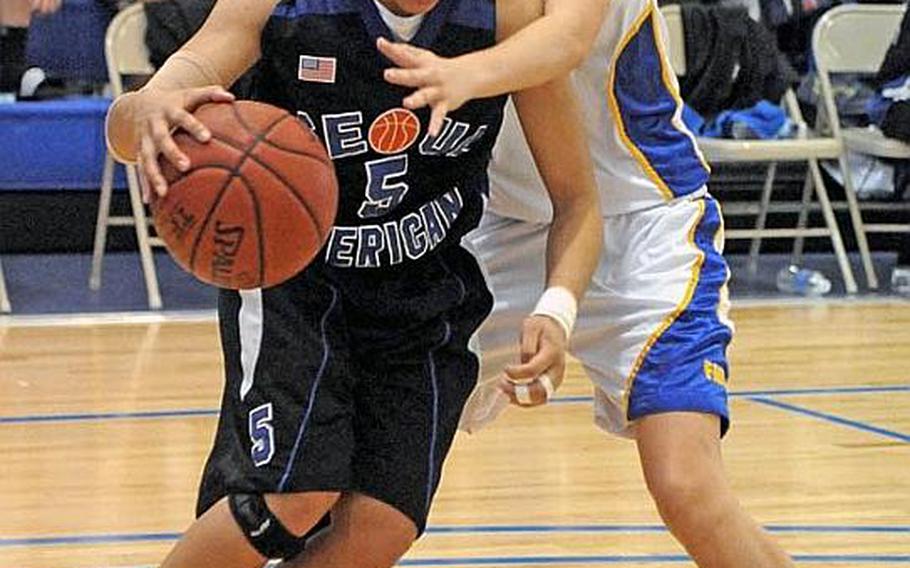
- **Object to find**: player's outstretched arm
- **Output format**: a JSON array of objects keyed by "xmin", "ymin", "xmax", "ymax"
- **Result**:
[
  {"xmin": 380, "ymin": 0, "xmax": 607, "ymax": 135},
  {"xmin": 500, "ymin": 77, "xmax": 603, "ymax": 407},
  {"xmin": 106, "ymin": 0, "xmax": 278, "ymax": 196}
]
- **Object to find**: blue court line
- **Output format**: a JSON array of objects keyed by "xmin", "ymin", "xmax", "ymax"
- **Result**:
[
  {"xmin": 0, "ymin": 533, "xmax": 181, "ymax": 547},
  {"xmin": 1, "ymin": 385, "xmax": 908, "ymax": 426},
  {"xmin": 0, "ymin": 408, "xmax": 218, "ymax": 425},
  {"xmin": 4, "ymin": 525, "xmax": 910, "ymax": 548},
  {"xmin": 427, "ymin": 524, "xmax": 910, "ymax": 535},
  {"xmin": 732, "ymin": 385, "xmax": 910, "ymax": 397},
  {"xmin": 547, "ymin": 385, "xmax": 910, "ymax": 406},
  {"xmin": 399, "ymin": 555, "xmax": 910, "ymax": 565},
  {"xmin": 747, "ymin": 397, "xmax": 910, "ymax": 443}
]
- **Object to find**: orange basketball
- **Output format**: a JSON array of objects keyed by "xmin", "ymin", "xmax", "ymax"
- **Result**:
[
  {"xmin": 153, "ymin": 101, "xmax": 338, "ymax": 290},
  {"xmin": 368, "ymin": 108, "xmax": 421, "ymax": 154}
]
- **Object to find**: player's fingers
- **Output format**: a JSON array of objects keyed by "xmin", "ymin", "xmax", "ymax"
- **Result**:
[
  {"xmin": 183, "ymin": 86, "xmax": 235, "ymax": 112},
  {"xmin": 503, "ymin": 350, "xmax": 559, "ymax": 381},
  {"xmin": 499, "ymin": 375, "xmax": 553, "ymax": 407},
  {"xmin": 139, "ymin": 136, "xmax": 168, "ymax": 197},
  {"xmin": 136, "ymin": 157, "xmax": 151, "ymax": 204},
  {"xmin": 40, "ymin": 0, "xmax": 58, "ymax": 14},
  {"xmin": 504, "ymin": 340, "xmax": 559, "ymax": 381},
  {"xmin": 428, "ymin": 102, "xmax": 449, "ymax": 138},
  {"xmin": 377, "ymin": 37, "xmax": 428, "ymax": 68},
  {"xmin": 168, "ymin": 108, "xmax": 211, "ymax": 144},
  {"xmin": 403, "ymin": 87, "xmax": 442, "ymax": 111},
  {"xmin": 150, "ymin": 119, "xmax": 190, "ymax": 172},
  {"xmin": 520, "ymin": 318, "xmax": 544, "ymax": 364},
  {"xmin": 377, "ymin": 37, "xmax": 415, "ymax": 67},
  {"xmin": 383, "ymin": 67, "xmax": 433, "ymax": 88}
]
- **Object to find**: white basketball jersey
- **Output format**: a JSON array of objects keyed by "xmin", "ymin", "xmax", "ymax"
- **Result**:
[{"xmin": 488, "ymin": 0, "xmax": 711, "ymax": 220}]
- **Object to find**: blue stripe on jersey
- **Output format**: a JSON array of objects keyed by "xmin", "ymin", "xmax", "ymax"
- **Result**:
[
  {"xmin": 626, "ymin": 198, "xmax": 733, "ymax": 434},
  {"xmin": 613, "ymin": 13, "xmax": 709, "ymax": 198},
  {"xmin": 272, "ymin": 0, "xmax": 358, "ymax": 18},
  {"xmin": 450, "ymin": 0, "xmax": 494, "ymax": 30}
]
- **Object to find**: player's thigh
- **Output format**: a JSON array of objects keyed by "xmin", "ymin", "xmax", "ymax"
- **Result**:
[
  {"xmin": 572, "ymin": 194, "xmax": 733, "ymax": 436},
  {"xmin": 329, "ymin": 493, "xmax": 419, "ymax": 565},
  {"xmin": 198, "ymin": 271, "xmax": 357, "ymax": 516}
]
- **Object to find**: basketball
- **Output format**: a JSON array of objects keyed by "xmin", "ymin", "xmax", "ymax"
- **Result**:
[
  {"xmin": 152, "ymin": 101, "xmax": 338, "ymax": 290},
  {"xmin": 368, "ymin": 108, "xmax": 421, "ymax": 154}
]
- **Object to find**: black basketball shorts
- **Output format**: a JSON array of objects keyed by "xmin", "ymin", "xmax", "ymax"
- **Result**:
[{"xmin": 196, "ymin": 244, "xmax": 492, "ymax": 534}]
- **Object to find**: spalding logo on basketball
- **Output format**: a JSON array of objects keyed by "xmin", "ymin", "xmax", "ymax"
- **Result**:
[{"xmin": 368, "ymin": 108, "xmax": 421, "ymax": 154}]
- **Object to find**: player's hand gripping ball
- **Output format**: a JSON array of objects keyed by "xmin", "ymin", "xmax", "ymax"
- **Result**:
[{"xmin": 152, "ymin": 101, "xmax": 338, "ymax": 290}]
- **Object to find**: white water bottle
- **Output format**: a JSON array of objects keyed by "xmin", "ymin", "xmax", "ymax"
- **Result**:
[{"xmin": 775, "ymin": 265, "xmax": 832, "ymax": 296}]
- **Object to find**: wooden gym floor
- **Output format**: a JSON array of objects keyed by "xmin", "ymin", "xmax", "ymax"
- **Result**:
[{"xmin": 0, "ymin": 301, "xmax": 908, "ymax": 567}]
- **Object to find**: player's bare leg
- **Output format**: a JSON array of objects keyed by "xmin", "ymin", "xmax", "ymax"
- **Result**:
[
  {"xmin": 280, "ymin": 493, "xmax": 418, "ymax": 568},
  {"xmin": 636, "ymin": 412, "xmax": 795, "ymax": 568},
  {"xmin": 159, "ymin": 492, "xmax": 339, "ymax": 568}
]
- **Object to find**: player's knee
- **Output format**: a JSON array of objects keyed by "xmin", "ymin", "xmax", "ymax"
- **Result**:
[
  {"xmin": 331, "ymin": 493, "xmax": 419, "ymax": 565},
  {"xmin": 644, "ymin": 467, "xmax": 725, "ymax": 530},
  {"xmin": 265, "ymin": 491, "xmax": 340, "ymax": 536},
  {"xmin": 229, "ymin": 492, "xmax": 339, "ymax": 559},
  {"xmin": 365, "ymin": 519, "xmax": 417, "ymax": 566}
]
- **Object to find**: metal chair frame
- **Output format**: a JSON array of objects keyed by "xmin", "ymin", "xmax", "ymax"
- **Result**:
[
  {"xmin": 811, "ymin": 3, "xmax": 910, "ymax": 289},
  {"xmin": 0, "ymin": 255, "xmax": 10, "ymax": 314},
  {"xmin": 662, "ymin": 4, "xmax": 858, "ymax": 293},
  {"xmin": 90, "ymin": 2, "xmax": 163, "ymax": 309}
]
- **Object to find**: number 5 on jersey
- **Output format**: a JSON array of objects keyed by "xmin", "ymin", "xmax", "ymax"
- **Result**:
[
  {"xmin": 249, "ymin": 403, "xmax": 275, "ymax": 467},
  {"xmin": 358, "ymin": 155, "xmax": 410, "ymax": 219}
]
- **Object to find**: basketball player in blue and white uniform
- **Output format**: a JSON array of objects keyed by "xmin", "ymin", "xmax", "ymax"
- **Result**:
[
  {"xmin": 106, "ymin": 1, "xmax": 605, "ymax": 568},
  {"xmin": 382, "ymin": 0, "xmax": 795, "ymax": 565}
]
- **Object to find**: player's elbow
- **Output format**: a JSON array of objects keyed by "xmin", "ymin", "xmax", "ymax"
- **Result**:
[
  {"xmin": 561, "ymin": 36, "xmax": 590, "ymax": 71},
  {"xmin": 105, "ymin": 94, "xmax": 139, "ymax": 164},
  {"xmin": 552, "ymin": 181, "xmax": 600, "ymax": 222},
  {"xmin": 545, "ymin": 0, "xmax": 605, "ymax": 70}
]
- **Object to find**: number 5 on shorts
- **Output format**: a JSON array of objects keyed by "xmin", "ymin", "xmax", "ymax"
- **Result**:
[{"xmin": 249, "ymin": 403, "xmax": 275, "ymax": 467}]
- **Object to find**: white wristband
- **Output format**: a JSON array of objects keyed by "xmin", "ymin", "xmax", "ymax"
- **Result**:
[{"xmin": 532, "ymin": 286, "xmax": 578, "ymax": 340}]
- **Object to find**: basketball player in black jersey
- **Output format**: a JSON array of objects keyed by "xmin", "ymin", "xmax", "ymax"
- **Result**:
[{"xmin": 106, "ymin": 1, "xmax": 604, "ymax": 567}]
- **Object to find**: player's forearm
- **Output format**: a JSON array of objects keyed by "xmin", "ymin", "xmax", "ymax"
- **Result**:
[
  {"xmin": 106, "ymin": 3, "xmax": 267, "ymax": 162},
  {"xmin": 472, "ymin": 0, "xmax": 606, "ymax": 99},
  {"xmin": 545, "ymin": 192, "xmax": 601, "ymax": 301},
  {"xmin": 512, "ymin": 78, "xmax": 603, "ymax": 303}
]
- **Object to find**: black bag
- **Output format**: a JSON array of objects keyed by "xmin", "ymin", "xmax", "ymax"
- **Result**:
[
  {"xmin": 875, "ymin": 3, "xmax": 910, "ymax": 86},
  {"xmin": 678, "ymin": 4, "xmax": 798, "ymax": 117},
  {"xmin": 875, "ymin": 4, "xmax": 910, "ymax": 143}
]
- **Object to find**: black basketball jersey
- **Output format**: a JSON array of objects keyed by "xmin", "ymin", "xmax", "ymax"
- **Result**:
[{"xmin": 256, "ymin": 0, "xmax": 505, "ymax": 270}]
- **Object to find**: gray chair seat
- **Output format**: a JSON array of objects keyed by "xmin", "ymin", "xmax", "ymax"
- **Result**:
[
  {"xmin": 842, "ymin": 126, "xmax": 910, "ymax": 160},
  {"xmin": 697, "ymin": 137, "xmax": 843, "ymax": 163}
]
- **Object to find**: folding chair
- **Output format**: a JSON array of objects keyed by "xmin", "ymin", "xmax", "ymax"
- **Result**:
[
  {"xmin": 812, "ymin": 3, "xmax": 910, "ymax": 290},
  {"xmin": 89, "ymin": 2, "xmax": 163, "ymax": 309},
  {"xmin": 0, "ymin": 256, "xmax": 10, "ymax": 314},
  {"xmin": 661, "ymin": 4, "xmax": 859, "ymax": 293}
]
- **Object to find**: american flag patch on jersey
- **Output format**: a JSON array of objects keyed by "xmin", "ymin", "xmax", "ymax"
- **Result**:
[{"xmin": 298, "ymin": 55, "xmax": 337, "ymax": 84}]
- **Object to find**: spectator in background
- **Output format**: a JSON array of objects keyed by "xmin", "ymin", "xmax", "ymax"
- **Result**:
[{"xmin": 0, "ymin": 0, "xmax": 62, "ymax": 97}]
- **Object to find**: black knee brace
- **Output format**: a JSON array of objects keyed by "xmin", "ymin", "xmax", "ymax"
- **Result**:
[{"xmin": 228, "ymin": 493, "xmax": 306, "ymax": 560}]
